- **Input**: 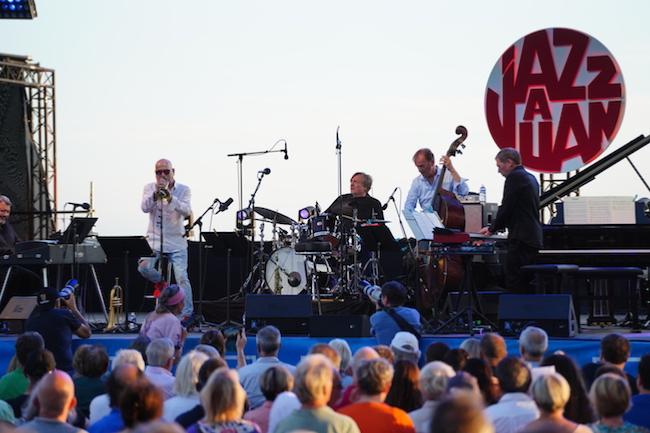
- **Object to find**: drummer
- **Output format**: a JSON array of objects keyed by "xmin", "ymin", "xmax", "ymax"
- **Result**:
[{"xmin": 326, "ymin": 172, "xmax": 384, "ymax": 221}]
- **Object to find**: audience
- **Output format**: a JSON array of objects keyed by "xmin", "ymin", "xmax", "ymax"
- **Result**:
[
  {"xmin": 463, "ymin": 358, "xmax": 500, "ymax": 405},
  {"xmin": 243, "ymin": 365, "xmax": 294, "ymax": 433},
  {"xmin": 519, "ymin": 326, "xmax": 548, "ymax": 367},
  {"xmin": 329, "ymin": 339, "xmax": 353, "ymax": 387},
  {"xmin": 163, "ymin": 350, "xmax": 208, "ymax": 422},
  {"xmin": 193, "ymin": 344, "xmax": 220, "ymax": 359},
  {"xmin": 409, "ymin": 361, "xmax": 454, "ymax": 433},
  {"xmin": 373, "ymin": 345, "xmax": 396, "ymax": 365},
  {"xmin": 238, "ymin": 326, "xmax": 295, "ymax": 410},
  {"xmin": 485, "ymin": 357, "xmax": 539, "ymax": 433},
  {"xmin": 339, "ymin": 358, "xmax": 415, "ymax": 433},
  {"xmin": 443, "ymin": 348, "xmax": 469, "ymax": 372},
  {"xmin": 459, "ymin": 338, "xmax": 481, "ymax": 359},
  {"xmin": 119, "ymin": 378, "xmax": 164, "ymax": 431},
  {"xmin": 199, "ymin": 329, "xmax": 226, "ymax": 358},
  {"xmin": 188, "ymin": 368, "xmax": 259, "ymax": 433},
  {"xmin": 16, "ymin": 370, "xmax": 85, "ymax": 433},
  {"xmin": 582, "ymin": 333, "xmax": 637, "ymax": 394},
  {"xmin": 174, "ymin": 357, "xmax": 227, "ymax": 429},
  {"xmin": 88, "ymin": 364, "xmax": 143, "ymax": 433},
  {"xmin": 72, "ymin": 345, "xmax": 109, "ymax": 420},
  {"xmin": 128, "ymin": 336, "xmax": 151, "ymax": 365},
  {"xmin": 140, "ymin": 284, "xmax": 188, "ymax": 362},
  {"xmin": 390, "ymin": 332, "xmax": 421, "ymax": 365},
  {"xmin": 335, "ymin": 346, "xmax": 379, "ymax": 409},
  {"xmin": 7, "ymin": 348, "xmax": 56, "ymax": 419},
  {"xmin": 624, "ymin": 354, "xmax": 650, "ymax": 429},
  {"xmin": 144, "ymin": 338, "xmax": 177, "ymax": 400},
  {"xmin": 274, "ymin": 354, "xmax": 359, "ymax": 433},
  {"xmin": 425, "ymin": 342, "xmax": 450, "ymax": 364},
  {"xmin": 542, "ymin": 354, "xmax": 596, "ymax": 424},
  {"xmin": 0, "ymin": 332, "xmax": 44, "ymax": 401},
  {"xmin": 385, "ymin": 360, "xmax": 422, "ymax": 413},
  {"xmin": 520, "ymin": 372, "xmax": 592, "ymax": 433},
  {"xmin": 590, "ymin": 373, "xmax": 647, "ymax": 433},
  {"xmin": 480, "ymin": 333, "xmax": 507, "ymax": 373},
  {"xmin": 431, "ymin": 390, "xmax": 494, "ymax": 433}
]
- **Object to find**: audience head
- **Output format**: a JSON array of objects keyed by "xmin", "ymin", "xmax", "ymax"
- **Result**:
[
  {"xmin": 107, "ymin": 363, "xmax": 144, "ymax": 408},
  {"xmin": 590, "ymin": 373, "xmax": 631, "ymax": 419},
  {"xmin": 519, "ymin": 326, "xmax": 548, "ymax": 362},
  {"xmin": 33, "ymin": 370, "xmax": 77, "ymax": 421},
  {"xmin": 600, "ymin": 334, "xmax": 631, "ymax": 366},
  {"xmin": 638, "ymin": 353, "xmax": 650, "ymax": 392},
  {"xmin": 431, "ymin": 390, "xmax": 494, "ymax": 433},
  {"xmin": 173, "ymin": 350, "xmax": 209, "ymax": 397},
  {"xmin": 146, "ymin": 338, "xmax": 175, "ymax": 369},
  {"xmin": 459, "ymin": 338, "xmax": 482, "ymax": 359},
  {"xmin": 309, "ymin": 343, "xmax": 342, "ymax": 370},
  {"xmin": 426, "ymin": 341, "xmax": 450, "ymax": 363},
  {"xmin": 128, "ymin": 335, "xmax": 151, "ymax": 364},
  {"xmin": 196, "ymin": 357, "xmax": 227, "ymax": 392},
  {"xmin": 419, "ymin": 361, "xmax": 454, "ymax": 401},
  {"xmin": 390, "ymin": 331, "xmax": 420, "ymax": 364},
  {"xmin": 372, "ymin": 345, "xmax": 395, "ymax": 365},
  {"xmin": 463, "ymin": 358, "xmax": 498, "ymax": 404},
  {"xmin": 293, "ymin": 354, "xmax": 334, "ymax": 407},
  {"xmin": 73, "ymin": 344, "xmax": 109, "ymax": 379},
  {"xmin": 201, "ymin": 369, "xmax": 247, "ymax": 422},
  {"xmin": 155, "ymin": 284, "xmax": 185, "ymax": 315},
  {"xmin": 16, "ymin": 332, "xmax": 44, "ymax": 367},
  {"xmin": 355, "ymin": 358, "xmax": 394, "ymax": 398},
  {"xmin": 446, "ymin": 372, "xmax": 481, "ymax": 397},
  {"xmin": 256, "ymin": 325, "xmax": 281, "ymax": 356},
  {"xmin": 386, "ymin": 360, "xmax": 422, "ymax": 412},
  {"xmin": 24, "ymin": 348, "xmax": 56, "ymax": 383},
  {"xmin": 531, "ymin": 372, "xmax": 571, "ymax": 414},
  {"xmin": 120, "ymin": 378, "xmax": 164, "ymax": 428},
  {"xmin": 261, "ymin": 365, "xmax": 295, "ymax": 402},
  {"xmin": 329, "ymin": 339, "xmax": 352, "ymax": 373},
  {"xmin": 541, "ymin": 353, "xmax": 595, "ymax": 424},
  {"xmin": 380, "ymin": 280, "xmax": 407, "ymax": 307},
  {"xmin": 496, "ymin": 356, "xmax": 531, "ymax": 393},
  {"xmin": 199, "ymin": 329, "xmax": 226, "ymax": 357},
  {"xmin": 480, "ymin": 333, "xmax": 507, "ymax": 367},
  {"xmin": 443, "ymin": 348, "xmax": 469, "ymax": 372},
  {"xmin": 194, "ymin": 344, "xmax": 220, "ymax": 358},
  {"xmin": 112, "ymin": 348, "xmax": 146, "ymax": 372},
  {"xmin": 350, "ymin": 347, "xmax": 379, "ymax": 380}
]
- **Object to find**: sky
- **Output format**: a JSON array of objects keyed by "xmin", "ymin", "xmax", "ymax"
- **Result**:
[{"xmin": 2, "ymin": 0, "xmax": 649, "ymax": 239}]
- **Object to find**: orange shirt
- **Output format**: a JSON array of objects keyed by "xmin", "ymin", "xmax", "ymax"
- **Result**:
[{"xmin": 338, "ymin": 401, "xmax": 415, "ymax": 433}]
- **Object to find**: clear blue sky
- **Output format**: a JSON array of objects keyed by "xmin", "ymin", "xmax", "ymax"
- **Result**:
[{"xmin": 2, "ymin": 0, "xmax": 649, "ymax": 236}]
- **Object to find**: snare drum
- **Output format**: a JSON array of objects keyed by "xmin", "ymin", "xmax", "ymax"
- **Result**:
[{"xmin": 309, "ymin": 214, "xmax": 339, "ymax": 248}]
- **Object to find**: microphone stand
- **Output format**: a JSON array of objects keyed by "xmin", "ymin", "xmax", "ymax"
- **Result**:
[
  {"xmin": 245, "ymin": 171, "xmax": 269, "ymax": 292},
  {"xmin": 388, "ymin": 194, "xmax": 414, "ymax": 256},
  {"xmin": 336, "ymin": 126, "xmax": 342, "ymax": 197}
]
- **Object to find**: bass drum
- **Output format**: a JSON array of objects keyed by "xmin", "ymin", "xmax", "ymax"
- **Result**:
[{"xmin": 265, "ymin": 247, "xmax": 307, "ymax": 295}]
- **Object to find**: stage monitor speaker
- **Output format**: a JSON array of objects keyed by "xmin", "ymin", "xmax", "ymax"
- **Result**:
[
  {"xmin": 309, "ymin": 315, "xmax": 371, "ymax": 337},
  {"xmin": 244, "ymin": 294, "xmax": 312, "ymax": 335},
  {"xmin": 498, "ymin": 294, "xmax": 577, "ymax": 337},
  {"xmin": 0, "ymin": 296, "xmax": 37, "ymax": 334}
]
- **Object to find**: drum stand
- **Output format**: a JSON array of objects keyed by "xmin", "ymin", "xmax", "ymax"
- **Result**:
[
  {"xmin": 362, "ymin": 246, "xmax": 382, "ymax": 286},
  {"xmin": 296, "ymin": 249, "xmax": 331, "ymax": 315}
]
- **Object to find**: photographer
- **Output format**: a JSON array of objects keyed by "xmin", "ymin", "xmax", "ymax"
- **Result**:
[
  {"xmin": 25, "ymin": 286, "xmax": 91, "ymax": 375},
  {"xmin": 369, "ymin": 281, "xmax": 421, "ymax": 346}
]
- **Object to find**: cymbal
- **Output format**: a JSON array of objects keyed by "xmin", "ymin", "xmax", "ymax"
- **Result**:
[{"xmin": 253, "ymin": 207, "xmax": 297, "ymax": 225}]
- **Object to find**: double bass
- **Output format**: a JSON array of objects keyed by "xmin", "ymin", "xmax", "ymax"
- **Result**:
[{"xmin": 420, "ymin": 126, "xmax": 468, "ymax": 313}]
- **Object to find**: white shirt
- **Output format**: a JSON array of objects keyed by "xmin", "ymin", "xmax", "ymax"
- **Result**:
[
  {"xmin": 404, "ymin": 171, "xmax": 469, "ymax": 215},
  {"xmin": 163, "ymin": 394, "xmax": 200, "ymax": 422},
  {"xmin": 268, "ymin": 391, "xmax": 301, "ymax": 433},
  {"xmin": 141, "ymin": 182, "xmax": 192, "ymax": 253},
  {"xmin": 144, "ymin": 365, "xmax": 176, "ymax": 400},
  {"xmin": 409, "ymin": 400, "xmax": 439, "ymax": 433},
  {"xmin": 485, "ymin": 392, "xmax": 540, "ymax": 433},
  {"xmin": 88, "ymin": 393, "xmax": 110, "ymax": 425}
]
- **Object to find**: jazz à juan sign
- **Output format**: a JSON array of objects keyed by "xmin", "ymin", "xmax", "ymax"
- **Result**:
[{"xmin": 485, "ymin": 28, "xmax": 625, "ymax": 173}]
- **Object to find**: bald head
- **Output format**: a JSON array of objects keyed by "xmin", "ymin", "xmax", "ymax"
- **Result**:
[
  {"xmin": 154, "ymin": 159, "xmax": 175, "ymax": 186},
  {"xmin": 351, "ymin": 347, "xmax": 379, "ymax": 379},
  {"xmin": 35, "ymin": 370, "xmax": 76, "ymax": 421}
]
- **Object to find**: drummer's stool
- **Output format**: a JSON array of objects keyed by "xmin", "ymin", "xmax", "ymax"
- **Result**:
[
  {"xmin": 575, "ymin": 267, "xmax": 643, "ymax": 330},
  {"xmin": 295, "ymin": 241, "xmax": 332, "ymax": 315}
]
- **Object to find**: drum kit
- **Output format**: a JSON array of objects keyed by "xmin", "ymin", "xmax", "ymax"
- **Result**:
[{"xmin": 244, "ymin": 205, "xmax": 393, "ymax": 301}]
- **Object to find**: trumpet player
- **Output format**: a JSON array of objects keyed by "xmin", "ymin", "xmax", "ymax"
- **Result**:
[{"xmin": 138, "ymin": 158, "xmax": 194, "ymax": 324}]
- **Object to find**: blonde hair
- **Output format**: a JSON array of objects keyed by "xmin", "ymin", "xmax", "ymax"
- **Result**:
[
  {"xmin": 590, "ymin": 373, "xmax": 630, "ymax": 417},
  {"xmin": 200, "ymin": 368, "xmax": 245, "ymax": 422},
  {"xmin": 112, "ymin": 349, "xmax": 145, "ymax": 372},
  {"xmin": 293, "ymin": 354, "xmax": 334, "ymax": 405},
  {"xmin": 420, "ymin": 361, "xmax": 455, "ymax": 401},
  {"xmin": 173, "ymin": 350, "xmax": 208, "ymax": 397},
  {"xmin": 531, "ymin": 372, "xmax": 571, "ymax": 413}
]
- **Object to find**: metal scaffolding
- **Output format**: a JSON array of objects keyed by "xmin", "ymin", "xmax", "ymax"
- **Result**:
[
  {"xmin": 0, "ymin": 54, "xmax": 56, "ymax": 239},
  {"xmin": 539, "ymin": 171, "xmax": 578, "ymax": 223}
]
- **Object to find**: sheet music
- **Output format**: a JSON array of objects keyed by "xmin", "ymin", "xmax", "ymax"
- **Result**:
[
  {"xmin": 408, "ymin": 211, "xmax": 445, "ymax": 240},
  {"xmin": 563, "ymin": 196, "xmax": 635, "ymax": 224}
]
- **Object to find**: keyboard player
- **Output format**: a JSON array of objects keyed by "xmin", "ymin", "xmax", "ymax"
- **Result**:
[{"xmin": 0, "ymin": 195, "xmax": 19, "ymax": 255}]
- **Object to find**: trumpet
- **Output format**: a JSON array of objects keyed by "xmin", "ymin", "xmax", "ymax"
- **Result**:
[
  {"xmin": 157, "ymin": 187, "xmax": 171, "ymax": 200},
  {"xmin": 105, "ymin": 277, "xmax": 124, "ymax": 331}
]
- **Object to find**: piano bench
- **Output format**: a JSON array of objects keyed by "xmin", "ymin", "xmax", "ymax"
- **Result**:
[
  {"xmin": 521, "ymin": 264, "xmax": 579, "ymax": 295},
  {"xmin": 575, "ymin": 267, "xmax": 644, "ymax": 330}
]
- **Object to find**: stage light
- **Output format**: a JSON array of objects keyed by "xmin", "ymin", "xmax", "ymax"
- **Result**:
[
  {"xmin": 298, "ymin": 206, "xmax": 315, "ymax": 221},
  {"xmin": 237, "ymin": 208, "xmax": 252, "ymax": 221},
  {"xmin": 0, "ymin": 0, "xmax": 37, "ymax": 19}
]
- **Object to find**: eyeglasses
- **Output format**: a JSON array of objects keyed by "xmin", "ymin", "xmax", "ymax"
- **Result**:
[{"xmin": 155, "ymin": 169, "xmax": 171, "ymax": 175}]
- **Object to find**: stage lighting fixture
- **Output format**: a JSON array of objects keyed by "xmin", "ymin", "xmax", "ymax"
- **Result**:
[
  {"xmin": 236, "ymin": 208, "xmax": 252, "ymax": 221},
  {"xmin": 0, "ymin": 0, "xmax": 37, "ymax": 19},
  {"xmin": 298, "ymin": 206, "xmax": 316, "ymax": 221}
]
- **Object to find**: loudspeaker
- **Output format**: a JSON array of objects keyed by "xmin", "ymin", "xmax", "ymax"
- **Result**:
[
  {"xmin": 244, "ymin": 294, "xmax": 312, "ymax": 335},
  {"xmin": 0, "ymin": 296, "xmax": 37, "ymax": 334},
  {"xmin": 309, "ymin": 315, "xmax": 371, "ymax": 337},
  {"xmin": 498, "ymin": 294, "xmax": 577, "ymax": 337},
  {"xmin": 446, "ymin": 290, "xmax": 501, "ymax": 323}
]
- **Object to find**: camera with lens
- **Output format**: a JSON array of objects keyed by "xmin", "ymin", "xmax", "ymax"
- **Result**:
[
  {"xmin": 359, "ymin": 280, "xmax": 383, "ymax": 305},
  {"xmin": 222, "ymin": 325, "xmax": 244, "ymax": 352},
  {"xmin": 59, "ymin": 279, "xmax": 79, "ymax": 300}
]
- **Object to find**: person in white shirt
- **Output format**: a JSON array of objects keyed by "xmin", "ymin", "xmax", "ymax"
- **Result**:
[
  {"xmin": 519, "ymin": 326, "xmax": 548, "ymax": 368},
  {"xmin": 138, "ymin": 159, "xmax": 193, "ymax": 319},
  {"xmin": 485, "ymin": 357, "xmax": 539, "ymax": 433},
  {"xmin": 409, "ymin": 361, "xmax": 455, "ymax": 433},
  {"xmin": 144, "ymin": 338, "xmax": 176, "ymax": 400}
]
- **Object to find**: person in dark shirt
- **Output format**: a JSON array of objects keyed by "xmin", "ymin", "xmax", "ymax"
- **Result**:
[
  {"xmin": 25, "ymin": 287, "xmax": 92, "ymax": 375},
  {"xmin": 326, "ymin": 172, "xmax": 384, "ymax": 222},
  {"xmin": 582, "ymin": 333, "xmax": 638, "ymax": 395},
  {"xmin": 0, "ymin": 195, "xmax": 19, "ymax": 256}
]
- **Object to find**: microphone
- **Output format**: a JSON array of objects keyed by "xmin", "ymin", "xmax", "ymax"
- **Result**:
[
  {"xmin": 381, "ymin": 187, "xmax": 398, "ymax": 210},
  {"xmin": 218, "ymin": 197, "xmax": 234, "ymax": 212},
  {"xmin": 258, "ymin": 168, "xmax": 271, "ymax": 175},
  {"xmin": 67, "ymin": 202, "xmax": 91, "ymax": 210},
  {"xmin": 336, "ymin": 126, "xmax": 341, "ymax": 150},
  {"xmin": 283, "ymin": 142, "xmax": 289, "ymax": 160}
]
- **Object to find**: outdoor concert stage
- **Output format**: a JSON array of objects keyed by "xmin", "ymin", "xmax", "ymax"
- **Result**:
[{"xmin": 1, "ymin": 329, "xmax": 649, "ymax": 378}]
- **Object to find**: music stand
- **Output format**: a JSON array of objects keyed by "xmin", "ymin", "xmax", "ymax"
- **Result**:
[
  {"xmin": 202, "ymin": 232, "xmax": 249, "ymax": 326},
  {"xmin": 57, "ymin": 217, "xmax": 98, "ymax": 244},
  {"xmin": 97, "ymin": 236, "xmax": 153, "ymax": 332}
]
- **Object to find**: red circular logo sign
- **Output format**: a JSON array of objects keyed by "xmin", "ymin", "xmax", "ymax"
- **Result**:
[{"xmin": 485, "ymin": 28, "xmax": 625, "ymax": 173}]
